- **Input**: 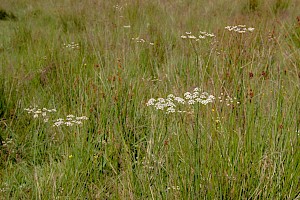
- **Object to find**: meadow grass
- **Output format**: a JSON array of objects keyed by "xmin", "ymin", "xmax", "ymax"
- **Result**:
[{"xmin": 0, "ymin": 0, "xmax": 299, "ymax": 199}]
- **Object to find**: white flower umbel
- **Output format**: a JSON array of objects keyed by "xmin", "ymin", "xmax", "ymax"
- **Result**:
[
  {"xmin": 53, "ymin": 115, "xmax": 89, "ymax": 127},
  {"xmin": 146, "ymin": 98, "xmax": 156, "ymax": 106},
  {"xmin": 225, "ymin": 25, "xmax": 255, "ymax": 33},
  {"xmin": 63, "ymin": 42, "xmax": 80, "ymax": 49},
  {"xmin": 181, "ymin": 31, "xmax": 215, "ymax": 41},
  {"xmin": 25, "ymin": 106, "xmax": 88, "ymax": 127},
  {"xmin": 131, "ymin": 37, "xmax": 154, "ymax": 46},
  {"xmin": 146, "ymin": 87, "xmax": 215, "ymax": 114},
  {"xmin": 174, "ymin": 97, "xmax": 185, "ymax": 104},
  {"xmin": 25, "ymin": 106, "xmax": 56, "ymax": 122}
]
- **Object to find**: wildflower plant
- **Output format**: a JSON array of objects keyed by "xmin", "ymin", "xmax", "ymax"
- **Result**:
[
  {"xmin": 225, "ymin": 25, "xmax": 255, "ymax": 33},
  {"xmin": 180, "ymin": 31, "xmax": 215, "ymax": 41},
  {"xmin": 132, "ymin": 37, "xmax": 146, "ymax": 43},
  {"xmin": 131, "ymin": 37, "xmax": 154, "ymax": 46},
  {"xmin": 53, "ymin": 115, "xmax": 88, "ymax": 127},
  {"xmin": 180, "ymin": 31, "xmax": 216, "ymax": 68},
  {"xmin": 217, "ymin": 93, "xmax": 241, "ymax": 106},
  {"xmin": 0, "ymin": 182, "xmax": 9, "ymax": 194},
  {"xmin": 2, "ymin": 1, "xmax": 300, "ymax": 199},
  {"xmin": 24, "ymin": 107, "xmax": 57, "ymax": 123},
  {"xmin": 24, "ymin": 107, "xmax": 88, "ymax": 127},
  {"xmin": 1, "ymin": 138, "xmax": 16, "ymax": 158},
  {"xmin": 113, "ymin": 4, "xmax": 123, "ymax": 11},
  {"xmin": 167, "ymin": 186, "xmax": 180, "ymax": 191},
  {"xmin": 63, "ymin": 42, "xmax": 80, "ymax": 49},
  {"xmin": 146, "ymin": 87, "xmax": 215, "ymax": 114}
]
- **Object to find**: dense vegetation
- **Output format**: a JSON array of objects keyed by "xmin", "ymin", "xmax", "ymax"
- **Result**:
[{"xmin": 0, "ymin": 0, "xmax": 299, "ymax": 199}]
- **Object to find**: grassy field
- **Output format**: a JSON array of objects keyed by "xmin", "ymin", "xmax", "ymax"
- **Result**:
[{"xmin": 0, "ymin": 0, "xmax": 299, "ymax": 199}]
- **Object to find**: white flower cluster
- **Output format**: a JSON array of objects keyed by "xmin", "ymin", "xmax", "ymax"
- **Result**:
[
  {"xmin": 24, "ymin": 107, "xmax": 57, "ymax": 122},
  {"xmin": 113, "ymin": 4, "xmax": 123, "ymax": 11},
  {"xmin": 131, "ymin": 37, "xmax": 154, "ymax": 46},
  {"xmin": 113, "ymin": 3, "xmax": 127, "ymax": 11},
  {"xmin": 53, "ymin": 115, "xmax": 88, "ymax": 127},
  {"xmin": 141, "ymin": 153, "xmax": 164, "ymax": 170},
  {"xmin": 268, "ymin": 31, "xmax": 276, "ymax": 42},
  {"xmin": 217, "ymin": 93, "xmax": 240, "ymax": 106},
  {"xmin": 63, "ymin": 42, "xmax": 80, "ymax": 49},
  {"xmin": 146, "ymin": 88, "xmax": 215, "ymax": 114},
  {"xmin": 225, "ymin": 25, "xmax": 255, "ymax": 33},
  {"xmin": 0, "ymin": 182, "xmax": 9, "ymax": 193},
  {"xmin": 24, "ymin": 107, "xmax": 88, "ymax": 127},
  {"xmin": 1, "ymin": 138, "xmax": 14, "ymax": 148},
  {"xmin": 167, "ymin": 186, "xmax": 180, "ymax": 191},
  {"xmin": 132, "ymin": 37, "xmax": 146, "ymax": 43},
  {"xmin": 181, "ymin": 31, "xmax": 215, "ymax": 41}
]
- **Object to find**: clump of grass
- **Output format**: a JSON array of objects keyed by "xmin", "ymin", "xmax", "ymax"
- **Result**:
[
  {"xmin": 0, "ymin": 78, "xmax": 6, "ymax": 119},
  {"xmin": 247, "ymin": 0, "xmax": 260, "ymax": 12},
  {"xmin": 59, "ymin": 12, "xmax": 86, "ymax": 33},
  {"xmin": 272, "ymin": 0, "xmax": 291, "ymax": 14}
]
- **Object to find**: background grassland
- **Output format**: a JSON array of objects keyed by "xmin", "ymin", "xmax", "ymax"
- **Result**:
[{"xmin": 0, "ymin": 0, "xmax": 299, "ymax": 199}]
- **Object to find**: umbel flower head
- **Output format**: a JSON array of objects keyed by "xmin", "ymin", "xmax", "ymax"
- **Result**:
[
  {"xmin": 225, "ymin": 25, "xmax": 255, "ymax": 33},
  {"xmin": 146, "ymin": 87, "xmax": 215, "ymax": 114},
  {"xmin": 181, "ymin": 31, "xmax": 215, "ymax": 41},
  {"xmin": 24, "ymin": 107, "xmax": 57, "ymax": 122},
  {"xmin": 63, "ymin": 42, "xmax": 80, "ymax": 49},
  {"xmin": 24, "ymin": 106, "xmax": 88, "ymax": 127},
  {"xmin": 131, "ymin": 37, "xmax": 154, "ymax": 46},
  {"xmin": 53, "ymin": 115, "xmax": 88, "ymax": 127}
]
